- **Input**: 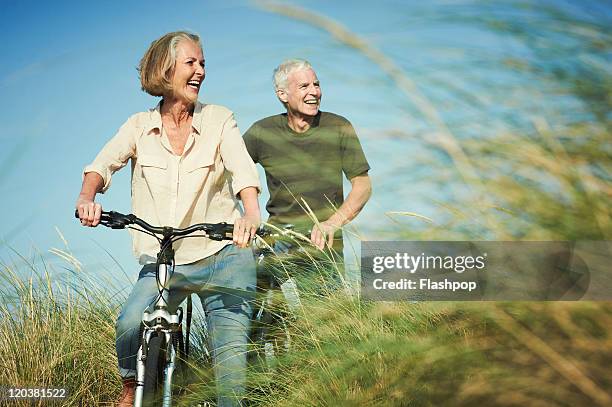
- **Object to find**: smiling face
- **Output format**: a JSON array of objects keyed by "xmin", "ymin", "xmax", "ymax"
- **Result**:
[
  {"xmin": 277, "ymin": 68, "xmax": 322, "ymax": 118},
  {"xmin": 169, "ymin": 40, "xmax": 205, "ymax": 104}
]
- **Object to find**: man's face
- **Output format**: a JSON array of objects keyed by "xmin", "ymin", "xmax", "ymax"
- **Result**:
[{"xmin": 277, "ymin": 68, "xmax": 322, "ymax": 118}]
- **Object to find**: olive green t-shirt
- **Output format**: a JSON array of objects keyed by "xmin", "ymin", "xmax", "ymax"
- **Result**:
[{"xmin": 243, "ymin": 112, "xmax": 370, "ymax": 241}]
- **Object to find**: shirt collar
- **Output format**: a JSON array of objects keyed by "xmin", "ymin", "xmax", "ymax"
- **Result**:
[{"xmin": 144, "ymin": 100, "xmax": 204, "ymax": 135}]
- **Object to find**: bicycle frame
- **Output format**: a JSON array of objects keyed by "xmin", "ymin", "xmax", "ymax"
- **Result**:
[
  {"xmin": 133, "ymin": 225, "xmax": 203, "ymax": 407},
  {"xmin": 253, "ymin": 228, "xmax": 307, "ymax": 314},
  {"xmin": 251, "ymin": 230, "xmax": 308, "ymax": 364},
  {"xmin": 75, "ymin": 210, "xmax": 256, "ymax": 407},
  {"xmin": 134, "ymin": 260, "xmax": 180, "ymax": 407}
]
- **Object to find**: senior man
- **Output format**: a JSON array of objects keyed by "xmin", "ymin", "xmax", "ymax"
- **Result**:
[{"xmin": 243, "ymin": 59, "xmax": 371, "ymax": 258}]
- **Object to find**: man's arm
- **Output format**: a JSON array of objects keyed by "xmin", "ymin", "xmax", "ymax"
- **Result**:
[{"xmin": 311, "ymin": 173, "xmax": 372, "ymax": 249}]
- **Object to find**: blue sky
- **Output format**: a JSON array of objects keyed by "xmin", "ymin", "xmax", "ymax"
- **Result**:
[
  {"xmin": 1, "ymin": 0, "xmax": 403, "ymax": 280},
  {"xmin": 1, "ymin": 0, "xmax": 608, "ymax": 285}
]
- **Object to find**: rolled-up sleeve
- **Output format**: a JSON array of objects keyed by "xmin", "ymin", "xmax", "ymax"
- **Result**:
[
  {"xmin": 218, "ymin": 113, "xmax": 261, "ymax": 196},
  {"xmin": 83, "ymin": 116, "xmax": 138, "ymax": 193}
]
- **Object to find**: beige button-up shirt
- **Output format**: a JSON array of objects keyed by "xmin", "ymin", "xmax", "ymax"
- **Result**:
[{"xmin": 84, "ymin": 101, "xmax": 260, "ymax": 265}]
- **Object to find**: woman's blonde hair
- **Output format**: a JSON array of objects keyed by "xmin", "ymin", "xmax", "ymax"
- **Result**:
[{"xmin": 138, "ymin": 31, "xmax": 201, "ymax": 97}]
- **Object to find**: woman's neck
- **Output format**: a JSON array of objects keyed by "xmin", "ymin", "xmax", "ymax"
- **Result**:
[{"xmin": 161, "ymin": 97, "xmax": 194, "ymax": 127}]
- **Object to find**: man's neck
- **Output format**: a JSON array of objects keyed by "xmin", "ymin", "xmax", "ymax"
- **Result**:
[{"xmin": 286, "ymin": 110, "xmax": 317, "ymax": 133}]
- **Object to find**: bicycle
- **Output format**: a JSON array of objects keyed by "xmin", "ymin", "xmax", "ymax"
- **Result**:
[
  {"xmin": 75, "ymin": 209, "xmax": 266, "ymax": 407},
  {"xmin": 250, "ymin": 226, "xmax": 304, "ymax": 367},
  {"xmin": 249, "ymin": 224, "xmax": 346, "ymax": 366},
  {"xmin": 248, "ymin": 224, "xmax": 346, "ymax": 372}
]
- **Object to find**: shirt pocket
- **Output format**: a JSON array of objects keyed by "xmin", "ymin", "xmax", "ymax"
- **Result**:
[
  {"xmin": 138, "ymin": 154, "xmax": 169, "ymax": 189},
  {"xmin": 183, "ymin": 154, "xmax": 216, "ymax": 193}
]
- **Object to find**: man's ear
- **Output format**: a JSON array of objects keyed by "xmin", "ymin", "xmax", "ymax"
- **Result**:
[{"xmin": 276, "ymin": 89, "xmax": 288, "ymax": 103}]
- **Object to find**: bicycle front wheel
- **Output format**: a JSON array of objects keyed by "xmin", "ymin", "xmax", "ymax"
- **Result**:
[{"xmin": 143, "ymin": 332, "xmax": 166, "ymax": 406}]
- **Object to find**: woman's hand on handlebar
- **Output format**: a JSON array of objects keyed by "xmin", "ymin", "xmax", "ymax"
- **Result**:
[
  {"xmin": 233, "ymin": 213, "xmax": 260, "ymax": 248},
  {"xmin": 76, "ymin": 198, "xmax": 103, "ymax": 227}
]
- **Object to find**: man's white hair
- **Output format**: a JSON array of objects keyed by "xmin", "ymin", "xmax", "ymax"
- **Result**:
[{"xmin": 273, "ymin": 59, "xmax": 313, "ymax": 91}]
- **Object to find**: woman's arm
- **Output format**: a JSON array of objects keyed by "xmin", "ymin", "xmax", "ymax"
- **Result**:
[
  {"xmin": 75, "ymin": 114, "xmax": 138, "ymax": 227},
  {"xmin": 218, "ymin": 110, "xmax": 261, "ymax": 197},
  {"xmin": 233, "ymin": 186, "xmax": 261, "ymax": 248},
  {"xmin": 216, "ymin": 108, "xmax": 262, "ymax": 248},
  {"xmin": 76, "ymin": 172, "xmax": 105, "ymax": 227}
]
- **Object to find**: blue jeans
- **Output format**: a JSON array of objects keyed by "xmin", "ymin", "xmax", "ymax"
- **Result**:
[{"xmin": 115, "ymin": 244, "xmax": 256, "ymax": 407}]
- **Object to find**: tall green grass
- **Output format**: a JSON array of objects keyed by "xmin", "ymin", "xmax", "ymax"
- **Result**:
[
  {"xmin": 247, "ymin": 296, "xmax": 611, "ymax": 406},
  {"xmin": 0, "ymin": 251, "xmax": 122, "ymax": 406},
  {"xmin": 1, "ymin": 255, "xmax": 610, "ymax": 406}
]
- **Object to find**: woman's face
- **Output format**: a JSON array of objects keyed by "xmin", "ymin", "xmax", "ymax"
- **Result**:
[{"xmin": 169, "ymin": 40, "xmax": 205, "ymax": 104}]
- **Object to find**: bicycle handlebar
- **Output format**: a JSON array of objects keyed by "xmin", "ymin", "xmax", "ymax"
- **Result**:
[
  {"xmin": 74, "ymin": 208, "xmax": 314, "ymax": 243},
  {"xmin": 74, "ymin": 209, "xmax": 271, "ymax": 241}
]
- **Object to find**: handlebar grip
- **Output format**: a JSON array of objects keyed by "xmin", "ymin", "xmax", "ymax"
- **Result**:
[
  {"xmin": 75, "ymin": 209, "xmax": 131, "ymax": 229},
  {"xmin": 74, "ymin": 208, "xmax": 110, "ymax": 219},
  {"xmin": 74, "ymin": 209, "xmax": 107, "ymax": 218}
]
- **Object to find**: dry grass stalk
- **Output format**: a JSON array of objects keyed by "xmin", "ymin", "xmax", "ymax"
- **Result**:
[{"xmin": 494, "ymin": 308, "xmax": 611, "ymax": 406}]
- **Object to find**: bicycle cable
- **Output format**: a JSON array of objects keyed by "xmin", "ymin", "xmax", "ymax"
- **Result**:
[
  {"xmin": 149, "ymin": 233, "xmax": 218, "ymax": 310},
  {"xmin": 126, "ymin": 226, "xmax": 162, "ymax": 242}
]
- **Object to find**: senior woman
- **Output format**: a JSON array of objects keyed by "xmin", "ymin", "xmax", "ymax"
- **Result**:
[{"xmin": 76, "ymin": 31, "xmax": 260, "ymax": 406}]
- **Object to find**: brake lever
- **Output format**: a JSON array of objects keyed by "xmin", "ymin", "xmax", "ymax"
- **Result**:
[
  {"xmin": 206, "ymin": 222, "xmax": 233, "ymax": 241},
  {"xmin": 106, "ymin": 211, "xmax": 135, "ymax": 229},
  {"xmin": 74, "ymin": 209, "xmax": 133, "ymax": 229}
]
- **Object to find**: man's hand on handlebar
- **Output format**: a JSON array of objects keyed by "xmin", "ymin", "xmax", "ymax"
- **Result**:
[
  {"xmin": 233, "ymin": 213, "xmax": 260, "ymax": 248},
  {"xmin": 76, "ymin": 198, "xmax": 103, "ymax": 227}
]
